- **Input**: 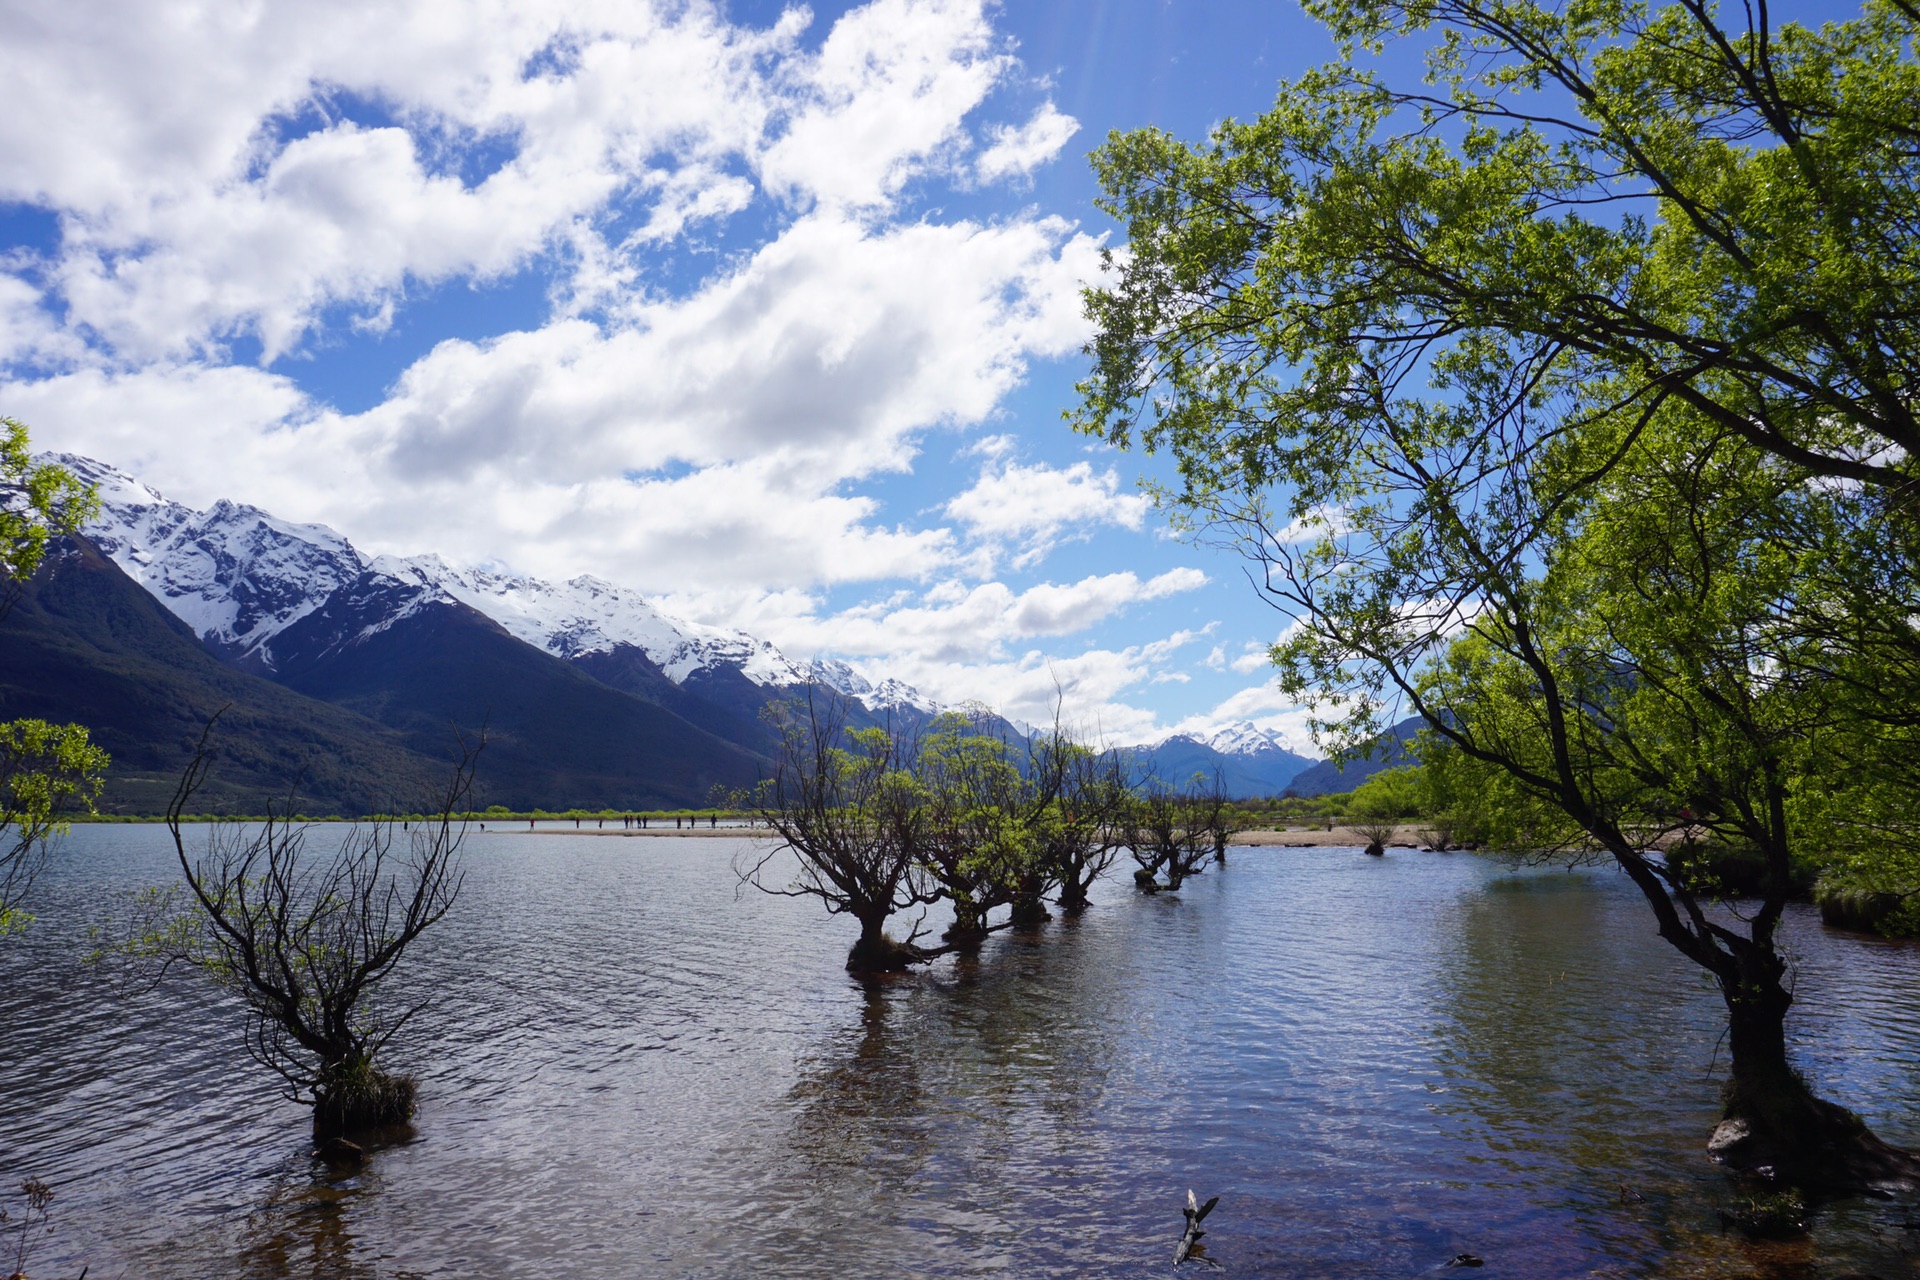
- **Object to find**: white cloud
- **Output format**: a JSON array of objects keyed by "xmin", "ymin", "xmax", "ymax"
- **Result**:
[
  {"xmin": 0, "ymin": 0, "xmax": 1046, "ymax": 366},
  {"xmin": 11, "ymin": 208, "xmax": 1101, "ymax": 590},
  {"xmin": 945, "ymin": 456, "xmax": 1150, "ymax": 566},
  {"xmin": 759, "ymin": 0, "xmax": 1007, "ymax": 211},
  {"xmin": 856, "ymin": 626, "xmax": 1216, "ymax": 740},
  {"xmin": 1, "ymin": 0, "xmax": 1308, "ymax": 749},
  {"xmin": 4, "ymin": 0, "xmax": 794, "ymax": 363},
  {"xmin": 976, "ymin": 102, "xmax": 1080, "ymax": 182},
  {"xmin": 749, "ymin": 567, "xmax": 1207, "ymax": 665},
  {"xmin": 1231, "ymin": 643, "xmax": 1275, "ymax": 674}
]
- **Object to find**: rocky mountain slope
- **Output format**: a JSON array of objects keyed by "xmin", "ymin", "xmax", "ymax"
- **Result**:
[{"xmin": 32, "ymin": 455, "xmax": 1330, "ymax": 804}]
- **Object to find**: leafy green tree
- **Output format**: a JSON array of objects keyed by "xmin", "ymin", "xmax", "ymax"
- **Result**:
[
  {"xmin": 1025, "ymin": 721, "xmax": 1133, "ymax": 912},
  {"xmin": 1124, "ymin": 771, "xmax": 1235, "ymax": 892},
  {"xmin": 1, "ymin": 420, "xmax": 106, "ymax": 932},
  {"xmin": 2, "ymin": 417, "xmax": 96, "ymax": 621},
  {"xmin": 1075, "ymin": 0, "xmax": 1919, "ymax": 1188},
  {"xmin": 914, "ymin": 709, "xmax": 1038, "ymax": 942},
  {"xmin": 739, "ymin": 691, "xmax": 942, "ymax": 973},
  {"xmin": 1, "ymin": 720, "xmax": 108, "ymax": 935}
]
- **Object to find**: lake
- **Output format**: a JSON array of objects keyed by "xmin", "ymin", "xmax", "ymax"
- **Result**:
[{"xmin": 3, "ymin": 825, "xmax": 1918, "ymax": 1278}]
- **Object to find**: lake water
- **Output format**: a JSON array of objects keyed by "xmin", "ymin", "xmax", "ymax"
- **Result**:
[{"xmin": 3, "ymin": 826, "xmax": 1918, "ymax": 1279}]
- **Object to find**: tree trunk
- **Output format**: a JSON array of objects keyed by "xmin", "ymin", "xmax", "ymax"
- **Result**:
[
  {"xmin": 312, "ymin": 1054, "xmax": 416, "ymax": 1140},
  {"xmin": 1710, "ymin": 952, "xmax": 1920, "ymax": 1192},
  {"xmin": 1009, "ymin": 893, "xmax": 1051, "ymax": 927},
  {"xmin": 846, "ymin": 913, "xmax": 920, "ymax": 974},
  {"xmin": 1057, "ymin": 878, "xmax": 1092, "ymax": 913},
  {"xmin": 943, "ymin": 893, "xmax": 989, "ymax": 947}
]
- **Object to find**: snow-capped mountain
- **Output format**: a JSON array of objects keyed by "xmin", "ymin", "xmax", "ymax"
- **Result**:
[
  {"xmin": 55, "ymin": 455, "xmax": 1299, "ymax": 777},
  {"xmin": 57, "ymin": 454, "xmax": 935, "ymax": 712},
  {"xmin": 1129, "ymin": 720, "xmax": 1316, "ymax": 795},
  {"xmin": 1180, "ymin": 721, "xmax": 1300, "ymax": 757},
  {"xmin": 58, "ymin": 455, "xmax": 366, "ymax": 667}
]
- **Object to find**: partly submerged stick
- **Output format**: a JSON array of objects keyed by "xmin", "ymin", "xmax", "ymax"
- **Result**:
[{"xmin": 1174, "ymin": 1189, "xmax": 1219, "ymax": 1265}]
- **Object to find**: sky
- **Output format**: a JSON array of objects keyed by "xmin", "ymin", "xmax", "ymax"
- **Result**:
[{"xmin": 0, "ymin": 0, "xmax": 1363, "ymax": 748}]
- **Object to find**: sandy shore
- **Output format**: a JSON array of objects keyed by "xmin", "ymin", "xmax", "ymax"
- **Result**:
[
  {"xmin": 482, "ymin": 823, "xmax": 1435, "ymax": 847},
  {"xmin": 1232, "ymin": 824, "xmax": 1434, "ymax": 848},
  {"xmin": 484, "ymin": 823, "xmax": 777, "ymax": 838}
]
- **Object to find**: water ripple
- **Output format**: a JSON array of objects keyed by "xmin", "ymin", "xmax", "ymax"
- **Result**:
[{"xmin": 2, "ymin": 833, "xmax": 1918, "ymax": 1278}]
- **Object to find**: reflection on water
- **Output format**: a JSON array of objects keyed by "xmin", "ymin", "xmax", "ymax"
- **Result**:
[{"xmin": 2, "ymin": 827, "xmax": 1918, "ymax": 1278}]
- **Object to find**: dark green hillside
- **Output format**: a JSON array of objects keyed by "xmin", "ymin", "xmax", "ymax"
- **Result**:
[
  {"xmin": 575, "ymin": 643, "xmax": 783, "ymax": 754},
  {"xmin": 1283, "ymin": 718, "xmax": 1423, "ymax": 797},
  {"xmin": 0, "ymin": 539, "xmax": 449, "ymax": 813},
  {"xmin": 268, "ymin": 576, "xmax": 768, "ymax": 810}
]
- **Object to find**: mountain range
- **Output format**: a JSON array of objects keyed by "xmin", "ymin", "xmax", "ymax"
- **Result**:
[{"xmin": 2, "ymin": 456, "xmax": 1343, "ymax": 811}]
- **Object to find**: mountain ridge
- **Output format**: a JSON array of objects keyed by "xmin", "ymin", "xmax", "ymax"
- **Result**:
[{"xmin": 40, "ymin": 453, "xmax": 1330, "ymax": 800}]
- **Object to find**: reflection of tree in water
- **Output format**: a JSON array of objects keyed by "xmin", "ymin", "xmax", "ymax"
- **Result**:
[
  {"xmin": 760, "ymin": 930, "xmax": 1132, "ymax": 1272},
  {"xmin": 783, "ymin": 982, "xmax": 930, "ymax": 1183},
  {"xmin": 233, "ymin": 1158, "xmax": 384, "ymax": 1280},
  {"xmin": 1427, "ymin": 872, "xmax": 1867, "ymax": 1276}
]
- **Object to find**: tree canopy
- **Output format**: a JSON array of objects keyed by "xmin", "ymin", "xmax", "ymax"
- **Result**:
[
  {"xmin": 0, "ymin": 420, "xmax": 105, "ymax": 932},
  {"xmin": 1075, "ymin": 0, "xmax": 1920, "ymax": 1189}
]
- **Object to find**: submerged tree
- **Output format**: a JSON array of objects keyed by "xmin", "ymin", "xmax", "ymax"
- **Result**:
[
  {"xmin": 913, "ymin": 709, "xmax": 1035, "ymax": 944},
  {"xmin": 740, "ymin": 690, "xmax": 942, "ymax": 973},
  {"xmin": 119, "ymin": 727, "xmax": 480, "ymax": 1139},
  {"xmin": 744, "ymin": 692, "xmax": 1134, "ymax": 968},
  {"xmin": 1028, "ymin": 723, "xmax": 1133, "ymax": 913},
  {"xmin": 1126, "ymin": 772, "xmax": 1234, "ymax": 893},
  {"xmin": 1075, "ymin": 0, "xmax": 1920, "ymax": 1188}
]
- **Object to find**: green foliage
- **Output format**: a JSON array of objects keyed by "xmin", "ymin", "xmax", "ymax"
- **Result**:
[
  {"xmin": 1348, "ymin": 765, "xmax": 1425, "ymax": 822},
  {"xmin": 1074, "ymin": 0, "xmax": 1920, "ymax": 1163},
  {"xmin": 1, "ymin": 718, "xmax": 108, "ymax": 934},
  {"xmin": 1, "ymin": 420, "xmax": 107, "ymax": 934},
  {"xmin": 1, "ymin": 416, "xmax": 96, "ymax": 613}
]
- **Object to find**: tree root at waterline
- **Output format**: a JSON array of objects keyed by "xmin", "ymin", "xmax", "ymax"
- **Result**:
[{"xmin": 1709, "ymin": 1070, "xmax": 1920, "ymax": 1195}]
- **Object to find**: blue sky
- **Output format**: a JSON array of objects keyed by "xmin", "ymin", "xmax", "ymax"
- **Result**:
[{"xmin": 0, "ymin": 0, "xmax": 1421, "ymax": 745}]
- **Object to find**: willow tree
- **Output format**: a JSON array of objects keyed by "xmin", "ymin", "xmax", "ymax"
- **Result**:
[
  {"xmin": 1076, "ymin": 0, "xmax": 1920, "ymax": 1189},
  {"xmin": 1125, "ymin": 772, "xmax": 1236, "ymax": 892},
  {"xmin": 116, "ymin": 727, "xmax": 482, "ymax": 1140},
  {"xmin": 739, "ymin": 691, "xmax": 941, "ymax": 973},
  {"xmin": 0, "ymin": 420, "xmax": 105, "ymax": 932},
  {"xmin": 913, "ymin": 709, "xmax": 1036, "ymax": 943}
]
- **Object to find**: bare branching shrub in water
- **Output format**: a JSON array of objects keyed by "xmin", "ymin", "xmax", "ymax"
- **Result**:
[
  {"xmin": 119, "ymin": 725, "xmax": 480, "ymax": 1139},
  {"xmin": 1, "ymin": 1176, "xmax": 55, "ymax": 1280}
]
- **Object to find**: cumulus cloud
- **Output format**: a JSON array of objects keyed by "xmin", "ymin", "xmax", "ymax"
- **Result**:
[
  {"xmin": 758, "ymin": 0, "xmax": 1007, "ymax": 211},
  {"xmin": 976, "ymin": 102, "xmax": 1080, "ymax": 182},
  {"xmin": 4, "ymin": 0, "xmax": 797, "ymax": 363},
  {"xmin": 747, "ymin": 567, "xmax": 1207, "ymax": 664},
  {"xmin": 10, "ymin": 207, "xmax": 1101, "ymax": 588},
  {"xmin": 945, "ymin": 455, "xmax": 1151, "ymax": 567},
  {"xmin": 1231, "ymin": 643, "xmax": 1275, "ymax": 674},
  {"xmin": 1, "ymin": 0, "xmax": 1268, "ymax": 746}
]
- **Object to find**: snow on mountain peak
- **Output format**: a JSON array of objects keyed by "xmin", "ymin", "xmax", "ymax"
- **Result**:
[
  {"xmin": 1201, "ymin": 721, "xmax": 1297, "ymax": 755},
  {"xmin": 51, "ymin": 454, "xmax": 939, "ymax": 713},
  {"xmin": 1146, "ymin": 721, "xmax": 1298, "ymax": 757},
  {"xmin": 56, "ymin": 453, "xmax": 365, "ymax": 663}
]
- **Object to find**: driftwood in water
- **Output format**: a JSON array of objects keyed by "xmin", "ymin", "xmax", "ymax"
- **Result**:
[{"xmin": 1174, "ymin": 1189, "xmax": 1219, "ymax": 1265}]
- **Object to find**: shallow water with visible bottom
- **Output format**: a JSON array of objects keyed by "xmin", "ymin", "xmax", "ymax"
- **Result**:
[{"xmin": 3, "ymin": 826, "xmax": 1918, "ymax": 1278}]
